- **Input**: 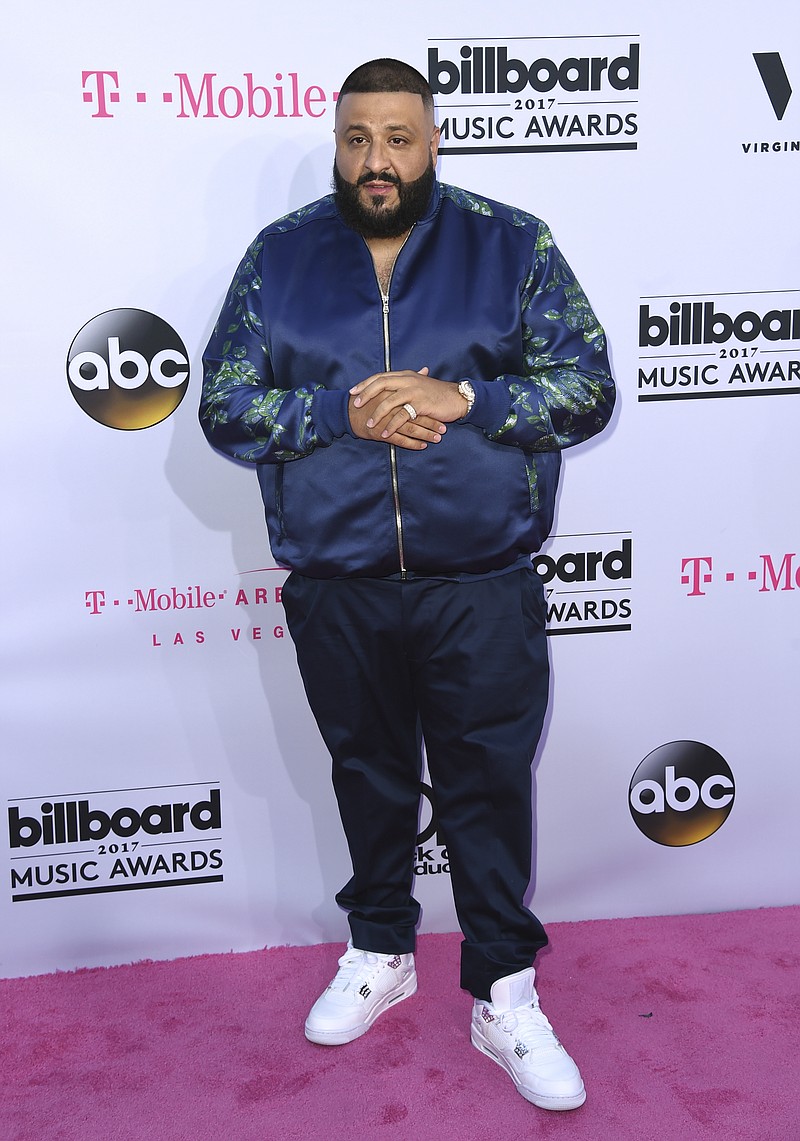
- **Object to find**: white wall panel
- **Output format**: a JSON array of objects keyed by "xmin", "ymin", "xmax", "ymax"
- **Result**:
[{"xmin": 2, "ymin": 0, "xmax": 798, "ymax": 976}]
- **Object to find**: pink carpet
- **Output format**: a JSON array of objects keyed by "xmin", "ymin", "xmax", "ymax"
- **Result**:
[{"xmin": 2, "ymin": 907, "xmax": 797, "ymax": 1141}]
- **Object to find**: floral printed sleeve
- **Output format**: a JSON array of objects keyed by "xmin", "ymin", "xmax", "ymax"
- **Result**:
[
  {"xmin": 199, "ymin": 236, "xmax": 325, "ymax": 464},
  {"xmin": 486, "ymin": 222, "xmax": 615, "ymax": 451}
]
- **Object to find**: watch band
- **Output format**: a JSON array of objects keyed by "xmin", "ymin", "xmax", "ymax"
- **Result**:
[{"xmin": 458, "ymin": 379, "xmax": 475, "ymax": 418}]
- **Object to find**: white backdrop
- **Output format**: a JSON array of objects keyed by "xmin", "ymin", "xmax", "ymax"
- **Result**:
[{"xmin": 2, "ymin": 0, "xmax": 798, "ymax": 978}]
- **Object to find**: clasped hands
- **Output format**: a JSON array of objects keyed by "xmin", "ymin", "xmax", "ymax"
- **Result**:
[{"xmin": 348, "ymin": 368, "xmax": 468, "ymax": 451}]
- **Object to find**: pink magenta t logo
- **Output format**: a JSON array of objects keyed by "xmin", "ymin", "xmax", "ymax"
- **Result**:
[
  {"xmin": 681, "ymin": 556, "xmax": 713, "ymax": 596},
  {"xmin": 82, "ymin": 71, "xmax": 120, "ymax": 118}
]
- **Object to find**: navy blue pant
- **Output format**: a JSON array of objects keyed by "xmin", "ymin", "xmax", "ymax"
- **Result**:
[{"xmin": 281, "ymin": 566, "xmax": 550, "ymax": 1000}]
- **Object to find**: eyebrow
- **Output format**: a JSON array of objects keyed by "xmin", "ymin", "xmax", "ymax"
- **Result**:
[{"xmin": 343, "ymin": 122, "xmax": 416, "ymax": 134}]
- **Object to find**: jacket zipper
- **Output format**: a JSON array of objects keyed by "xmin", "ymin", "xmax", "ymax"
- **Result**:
[
  {"xmin": 371, "ymin": 231, "xmax": 412, "ymax": 578},
  {"xmin": 382, "ymin": 292, "xmax": 407, "ymax": 577}
]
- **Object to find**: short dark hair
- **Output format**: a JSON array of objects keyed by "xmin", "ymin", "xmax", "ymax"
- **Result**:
[{"xmin": 338, "ymin": 58, "xmax": 434, "ymax": 114}]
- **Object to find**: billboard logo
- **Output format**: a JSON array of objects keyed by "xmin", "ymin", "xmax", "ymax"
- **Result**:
[
  {"xmin": 629, "ymin": 742, "xmax": 735, "ymax": 846},
  {"xmin": 67, "ymin": 308, "xmax": 189, "ymax": 429},
  {"xmin": 429, "ymin": 35, "xmax": 639, "ymax": 156},
  {"xmin": 7, "ymin": 784, "xmax": 223, "ymax": 902},
  {"xmin": 429, "ymin": 44, "xmax": 639, "ymax": 96},
  {"xmin": 638, "ymin": 289, "xmax": 800, "ymax": 402},
  {"xmin": 534, "ymin": 533, "xmax": 632, "ymax": 635}
]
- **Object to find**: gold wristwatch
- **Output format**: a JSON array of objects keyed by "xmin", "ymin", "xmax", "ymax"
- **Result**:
[{"xmin": 457, "ymin": 379, "xmax": 475, "ymax": 419}]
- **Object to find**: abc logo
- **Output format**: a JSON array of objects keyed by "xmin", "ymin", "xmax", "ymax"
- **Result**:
[
  {"xmin": 629, "ymin": 741, "xmax": 735, "ymax": 846},
  {"xmin": 67, "ymin": 309, "xmax": 190, "ymax": 430}
]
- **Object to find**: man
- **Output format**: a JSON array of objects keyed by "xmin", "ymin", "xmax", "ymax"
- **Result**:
[{"xmin": 200, "ymin": 58, "xmax": 614, "ymax": 1112}]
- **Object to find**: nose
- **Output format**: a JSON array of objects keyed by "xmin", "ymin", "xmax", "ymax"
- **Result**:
[{"xmin": 365, "ymin": 138, "xmax": 392, "ymax": 176}]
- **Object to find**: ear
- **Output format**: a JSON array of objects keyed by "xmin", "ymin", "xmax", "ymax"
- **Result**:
[{"xmin": 430, "ymin": 125, "xmax": 441, "ymax": 167}]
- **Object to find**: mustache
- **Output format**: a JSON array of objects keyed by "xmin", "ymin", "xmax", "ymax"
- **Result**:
[{"xmin": 357, "ymin": 170, "xmax": 401, "ymax": 186}]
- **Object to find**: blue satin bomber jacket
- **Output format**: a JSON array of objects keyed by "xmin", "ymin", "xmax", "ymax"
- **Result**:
[{"xmin": 200, "ymin": 181, "xmax": 615, "ymax": 580}]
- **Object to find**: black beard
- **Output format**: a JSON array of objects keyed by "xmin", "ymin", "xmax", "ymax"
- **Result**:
[{"xmin": 332, "ymin": 157, "xmax": 435, "ymax": 238}]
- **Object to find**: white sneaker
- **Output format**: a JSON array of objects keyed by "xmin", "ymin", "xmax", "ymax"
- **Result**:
[
  {"xmin": 470, "ymin": 967, "xmax": 586, "ymax": 1111},
  {"xmin": 304, "ymin": 943, "xmax": 417, "ymax": 1045}
]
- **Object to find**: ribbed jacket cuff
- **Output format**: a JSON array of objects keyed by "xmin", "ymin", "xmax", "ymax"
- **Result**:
[
  {"xmin": 312, "ymin": 388, "xmax": 353, "ymax": 443},
  {"xmin": 464, "ymin": 379, "xmax": 513, "ymax": 434}
]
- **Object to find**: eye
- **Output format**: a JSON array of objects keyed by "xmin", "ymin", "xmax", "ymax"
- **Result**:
[
  {"xmin": 389, "ymin": 136, "xmax": 408, "ymax": 146},
  {"xmin": 348, "ymin": 135, "xmax": 367, "ymax": 146}
]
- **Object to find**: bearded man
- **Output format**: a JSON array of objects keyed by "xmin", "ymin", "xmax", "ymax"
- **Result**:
[{"xmin": 200, "ymin": 57, "xmax": 615, "ymax": 1112}]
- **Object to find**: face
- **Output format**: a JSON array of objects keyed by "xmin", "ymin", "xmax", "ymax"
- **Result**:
[{"xmin": 333, "ymin": 91, "xmax": 440, "ymax": 238}]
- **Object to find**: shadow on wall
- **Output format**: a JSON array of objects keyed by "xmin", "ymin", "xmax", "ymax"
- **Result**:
[{"xmin": 160, "ymin": 137, "xmax": 356, "ymax": 946}]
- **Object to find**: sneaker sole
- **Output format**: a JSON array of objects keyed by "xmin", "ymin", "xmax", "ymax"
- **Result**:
[
  {"xmin": 305, "ymin": 971, "xmax": 418, "ymax": 1046},
  {"xmin": 471, "ymin": 1025, "xmax": 587, "ymax": 1111}
]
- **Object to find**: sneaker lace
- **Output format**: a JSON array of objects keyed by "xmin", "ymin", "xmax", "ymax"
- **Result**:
[
  {"xmin": 496, "ymin": 1003, "xmax": 561, "ymax": 1054},
  {"xmin": 329, "ymin": 948, "xmax": 389, "ymax": 995}
]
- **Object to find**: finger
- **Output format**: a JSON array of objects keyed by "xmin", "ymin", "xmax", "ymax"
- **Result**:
[
  {"xmin": 351, "ymin": 370, "xmax": 424, "ymax": 405},
  {"xmin": 394, "ymin": 413, "xmax": 443, "ymax": 442},
  {"xmin": 369, "ymin": 405, "xmax": 447, "ymax": 434},
  {"xmin": 383, "ymin": 419, "xmax": 444, "ymax": 443},
  {"xmin": 353, "ymin": 379, "xmax": 393, "ymax": 409},
  {"xmin": 415, "ymin": 415, "xmax": 447, "ymax": 434},
  {"xmin": 383, "ymin": 432, "xmax": 428, "ymax": 451},
  {"xmin": 350, "ymin": 371, "xmax": 386, "ymax": 395},
  {"xmin": 379, "ymin": 407, "xmax": 414, "ymax": 438},
  {"xmin": 350, "ymin": 373, "xmax": 391, "ymax": 406},
  {"xmin": 366, "ymin": 393, "xmax": 418, "ymax": 428},
  {"xmin": 398, "ymin": 423, "xmax": 442, "ymax": 443}
]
